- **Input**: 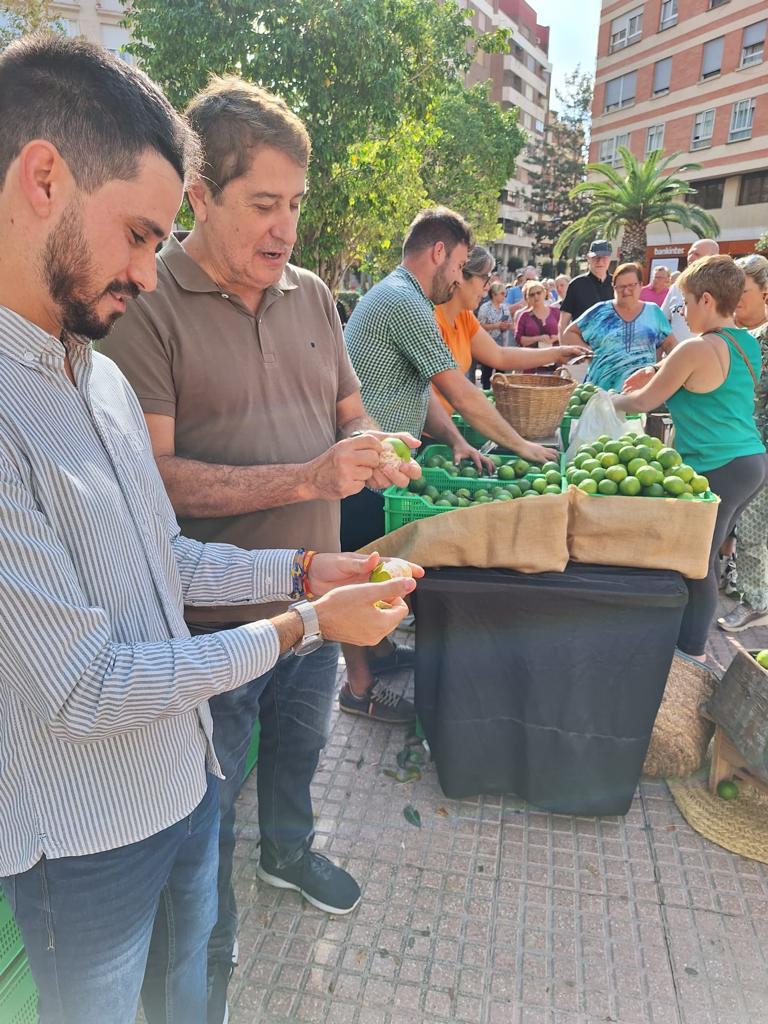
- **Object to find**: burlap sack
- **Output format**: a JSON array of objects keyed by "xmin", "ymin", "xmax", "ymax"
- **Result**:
[
  {"xmin": 567, "ymin": 485, "xmax": 719, "ymax": 579},
  {"xmin": 361, "ymin": 491, "xmax": 569, "ymax": 573},
  {"xmin": 643, "ymin": 653, "xmax": 717, "ymax": 778}
]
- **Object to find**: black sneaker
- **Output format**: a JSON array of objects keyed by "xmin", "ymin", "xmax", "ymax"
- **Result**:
[
  {"xmin": 338, "ymin": 679, "xmax": 416, "ymax": 724},
  {"xmin": 368, "ymin": 641, "xmax": 416, "ymax": 675},
  {"xmin": 256, "ymin": 851, "xmax": 361, "ymax": 915},
  {"xmin": 207, "ymin": 961, "xmax": 233, "ymax": 1024}
]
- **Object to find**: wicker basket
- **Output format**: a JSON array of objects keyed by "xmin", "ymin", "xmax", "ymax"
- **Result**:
[{"xmin": 491, "ymin": 369, "xmax": 576, "ymax": 439}]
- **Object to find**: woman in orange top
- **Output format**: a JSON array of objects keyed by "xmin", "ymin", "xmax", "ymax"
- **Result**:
[{"xmin": 434, "ymin": 246, "xmax": 587, "ymax": 413}]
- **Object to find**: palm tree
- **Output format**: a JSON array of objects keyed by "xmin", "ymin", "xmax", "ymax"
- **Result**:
[{"xmin": 553, "ymin": 148, "xmax": 720, "ymax": 265}]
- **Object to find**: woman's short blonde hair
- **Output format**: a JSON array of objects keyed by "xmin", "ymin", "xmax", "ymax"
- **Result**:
[
  {"xmin": 522, "ymin": 279, "xmax": 546, "ymax": 301},
  {"xmin": 489, "ymin": 281, "xmax": 506, "ymax": 296},
  {"xmin": 677, "ymin": 254, "xmax": 745, "ymax": 317}
]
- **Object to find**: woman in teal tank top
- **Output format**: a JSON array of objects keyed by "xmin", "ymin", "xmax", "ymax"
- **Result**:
[{"xmin": 613, "ymin": 255, "xmax": 767, "ymax": 659}]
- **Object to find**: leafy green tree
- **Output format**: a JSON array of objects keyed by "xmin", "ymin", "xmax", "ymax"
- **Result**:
[
  {"xmin": 525, "ymin": 68, "xmax": 592, "ymax": 265},
  {"xmin": 553, "ymin": 148, "xmax": 720, "ymax": 265},
  {"xmin": 421, "ymin": 82, "xmax": 524, "ymax": 246},
  {"xmin": 0, "ymin": 0, "xmax": 62, "ymax": 48},
  {"xmin": 125, "ymin": 0, "xmax": 521, "ymax": 287}
]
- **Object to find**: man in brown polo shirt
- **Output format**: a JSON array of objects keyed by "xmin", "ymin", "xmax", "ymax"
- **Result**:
[{"xmin": 101, "ymin": 75, "xmax": 420, "ymax": 1024}]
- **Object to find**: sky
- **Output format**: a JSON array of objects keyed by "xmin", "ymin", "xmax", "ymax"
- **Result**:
[{"xmin": 532, "ymin": 0, "xmax": 601, "ymax": 109}]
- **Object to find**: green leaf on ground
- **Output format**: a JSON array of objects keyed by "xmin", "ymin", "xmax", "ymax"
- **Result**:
[{"xmin": 404, "ymin": 805, "xmax": 422, "ymax": 827}]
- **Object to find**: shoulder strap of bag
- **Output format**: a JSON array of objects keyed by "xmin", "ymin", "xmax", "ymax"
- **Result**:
[{"xmin": 717, "ymin": 328, "xmax": 758, "ymax": 391}]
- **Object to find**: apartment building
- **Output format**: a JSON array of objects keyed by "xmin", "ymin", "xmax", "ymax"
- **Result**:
[
  {"xmin": 457, "ymin": 0, "xmax": 553, "ymax": 269},
  {"xmin": 0, "ymin": 1, "xmax": 132, "ymax": 59},
  {"xmin": 591, "ymin": 0, "xmax": 768, "ymax": 268}
]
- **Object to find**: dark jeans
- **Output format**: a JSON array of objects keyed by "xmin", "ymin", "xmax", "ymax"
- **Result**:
[
  {"xmin": 2, "ymin": 776, "xmax": 219, "ymax": 1024},
  {"xmin": 204, "ymin": 640, "xmax": 340, "ymax": 966},
  {"xmin": 678, "ymin": 453, "xmax": 768, "ymax": 655}
]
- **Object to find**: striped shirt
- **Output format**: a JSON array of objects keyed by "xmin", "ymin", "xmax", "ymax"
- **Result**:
[
  {"xmin": 345, "ymin": 266, "xmax": 456, "ymax": 437},
  {"xmin": 0, "ymin": 306, "xmax": 299, "ymax": 876}
]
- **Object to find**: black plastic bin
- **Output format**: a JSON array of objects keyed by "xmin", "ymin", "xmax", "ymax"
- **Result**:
[{"xmin": 413, "ymin": 564, "xmax": 688, "ymax": 815}]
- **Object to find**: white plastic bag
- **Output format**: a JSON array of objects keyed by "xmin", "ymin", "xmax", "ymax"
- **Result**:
[{"xmin": 565, "ymin": 392, "xmax": 631, "ymax": 461}]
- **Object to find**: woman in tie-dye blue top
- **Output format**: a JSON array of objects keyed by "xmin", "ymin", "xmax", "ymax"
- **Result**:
[{"xmin": 564, "ymin": 262, "xmax": 676, "ymax": 391}]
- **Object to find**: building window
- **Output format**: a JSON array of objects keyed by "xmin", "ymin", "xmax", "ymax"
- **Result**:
[
  {"xmin": 729, "ymin": 98, "xmax": 756, "ymax": 141},
  {"xmin": 701, "ymin": 37, "xmax": 724, "ymax": 79},
  {"xmin": 652, "ymin": 57, "xmax": 672, "ymax": 95},
  {"xmin": 709, "ymin": 0, "xmax": 729, "ymax": 7},
  {"xmin": 730, "ymin": 100, "xmax": 756, "ymax": 143},
  {"xmin": 604, "ymin": 71, "xmax": 636, "ymax": 112},
  {"xmin": 691, "ymin": 108, "xmax": 715, "ymax": 150},
  {"xmin": 610, "ymin": 6, "xmax": 643, "ymax": 53},
  {"xmin": 738, "ymin": 171, "xmax": 768, "ymax": 205},
  {"xmin": 646, "ymin": 124, "xmax": 665, "ymax": 155},
  {"xmin": 689, "ymin": 178, "xmax": 725, "ymax": 209},
  {"xmin": 741, "ymin": 21, "xmax": 766, "ymax": 67},
  {"xmin": 101, "ymin": 25, "xmax": 133, "ymax": 63},
  {"xmin": 599, "ymin": 133, "xmax": 630, "ymax": 168},
  {"xmin": 660, "ymin": 0, "xmax": 678, "ymax": 30}
]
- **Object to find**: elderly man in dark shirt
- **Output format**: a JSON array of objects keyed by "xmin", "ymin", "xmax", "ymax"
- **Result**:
[{"xmin": 558, "ymin": 239, "xmax": 614, "ymax": 341}]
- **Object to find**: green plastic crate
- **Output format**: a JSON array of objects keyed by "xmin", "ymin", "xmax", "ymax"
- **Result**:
[
  {"xmin": 417, "ymin": 444, "xmax": 543, "ymax": 489},
  {"xmin": 0, "ymin": 954, "xmax": 38, "ymax": 1024},
  {"xmin": 384, "ymin": 471, "xmax": 551, "ymax": 532},
  {"xmin": 0, "ymin": 895, "xmax": 24, "ymax": 977},
  {"xmin": 243, "ymin": 721, "xmax": 260, "ymax": 780}
]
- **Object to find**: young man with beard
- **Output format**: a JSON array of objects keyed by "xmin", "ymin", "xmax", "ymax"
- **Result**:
[
  {"xmin": 101, "ymin": 75, "xmax": 421, "ymax": 1024},
  {"xmin": 0, "ymin": 37, "xmax": 418, "ymax": 1024}
]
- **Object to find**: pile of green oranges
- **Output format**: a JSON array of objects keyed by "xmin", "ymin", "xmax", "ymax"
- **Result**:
[
  {"xmin": 565, "ymin": 434, "xmax": 710, "ymax": 499},
  {"xmin": 565, "ymin": 382, "xmax": 599, "ymax": 419}
]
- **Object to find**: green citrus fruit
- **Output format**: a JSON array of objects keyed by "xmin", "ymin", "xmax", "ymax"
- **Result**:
[
  {"xmin": 618, "ymin": 445, "xmax": 639, "ymax": 464},
  {"xmin": 627, "ymin": 457, "xmax": 648, "ymax": 476},
  {"xmin": 634, "ymin": 444, "xmax": 653, "ymax": 462},
  {"xmin": 672, "ymin": 463, "xmax": 695, "ymax": 483},
  {"xmin": 571, "ymin": 470, "xmax": 590, "ymax": 486},
  {"xmin": 677, "ymin": 492, "xmax": 695, "ymax": 501},
  {"xmin": 513, "ymin": 459, "xmax": 530, "ymax": 476},
  {"xmin": 409, "ymin": 477, "xmax": 427, "ymax": 493},
  {"xmin": 463, "ymin": 466, "xmax": 478, "ymax": 479},
  {"xmin": 545, "ymin": 470, "xmax": 562, "ymax": 486},
  {"xmin": 605, "ymin": 464, "xmax": 628, "ymax": 483},
  {"xmin": 581, "ymin": 459, "xmax": 601, "ymax": 473},
  {"xmin": 662, "ymin": 476, "xmax": 686, "ymax": 496},
  {"xmin": 517, "ymin": 478, "xmax": 532, "ymax": 493},
  {"xmin": 636, "ymin": 466, "xmax": 662, "ymax": 488},
  {"xmin": 642, "ymin": 483, "xmax": 666, "ymax": 497},
  {"xmin": 457, "ymin": 496, "xmax": 472, "ymax": 507},
  {"xmin": 691, "ymin": 475, "xmax": 709, "ymax": 494},
  {"xmin": 545, "ymin": 484, "xmax": 561, "ymax": 494},
  {"xmin": 522, "ymin": 490, "xmax": 539, "ymax": 497},
  {"xmin": 658, "ymin": 447, "xmax": 682, "ymax": 469},
  {"xmin": 498, "ymin": 464, "xmax": 516, "ymax": 481},
  {"xmin": 619, "ymin": 476, "xmax": 642, "ymax": 496},
  {"xmin": 755, "ymin": 650, "xmax": 768, "ymax": 669},
  {"xmin": 506, "ymin": 484, "xmax": 522, "ymax": 498},
  {"xmin": 578, "ymin": 478, "xmax": 598, "ymax": 494},
  {"xmin": 532, "ymin": 477, "xmax": 547, "ymax": 493},
  {"xmin": 604, "ymin": 441, "xmax": 623, "ymax": 455},
  {"xmin": 716, "ymin": 780, "xmax": 739, "ymax": 801},
  {"xmin": 434, "ymin": 498, "xmax": 452, "ymax": 507},
  {"xmin": 542, "ymin": 461, "xmax": 560, "ymax": 474},
  {"xmin": 590, "ymin": 467, "xmax": 607, "ymax": 482},
  {"xmin": 600, "ymin": 452, "xmax": 620, "ymax": 468},
  {"xmin": 598, "ymin": 479, "xmax": 618, "ymax": 495},
  {"xmin": 423, "ymin": 485, "xmax": 440, "ymax": 500}
]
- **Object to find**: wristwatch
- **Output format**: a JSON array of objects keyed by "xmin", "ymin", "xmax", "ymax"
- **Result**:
[{"xmin": 290, "ymin": 599, "xmax": 324, "ymax": 656}]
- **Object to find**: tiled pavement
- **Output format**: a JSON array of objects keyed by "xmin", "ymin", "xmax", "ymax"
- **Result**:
[{"xmin": 227, "ymin": 597, "xmax": 768, "ymax": 1024}]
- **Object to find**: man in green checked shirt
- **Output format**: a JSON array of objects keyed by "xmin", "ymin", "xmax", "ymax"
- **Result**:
[{"xmin": 340, "ymin": 207, "xmax": 558, "ymax": 720}]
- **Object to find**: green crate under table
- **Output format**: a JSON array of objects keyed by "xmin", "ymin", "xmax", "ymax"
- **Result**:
[{"xmin": 0, "ymin": 953, "xmax": 38, "ymax": 1024}]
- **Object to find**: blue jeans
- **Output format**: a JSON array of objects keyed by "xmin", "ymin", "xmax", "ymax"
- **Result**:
[
  {"xmin": 1, "ymin": 776, "xmax": 219, "ymax": 1024},
  {"xmin": 206, "ymin": 640, "xmax": 339, "ymax": 965}
]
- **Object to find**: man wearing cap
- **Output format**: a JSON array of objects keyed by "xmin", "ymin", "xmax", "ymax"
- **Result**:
[
  {"xmin": 662, "ymin": 238, "xmax": 720, "ymax": 341},
  {"xmin": 558, "ymin": 240, "xmax": 614, "ymax": 340}
]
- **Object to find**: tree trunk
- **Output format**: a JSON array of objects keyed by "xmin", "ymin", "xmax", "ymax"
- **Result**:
[{"xmin": 621, "ymin": 222, "xmax": 648, "ymax": 267}]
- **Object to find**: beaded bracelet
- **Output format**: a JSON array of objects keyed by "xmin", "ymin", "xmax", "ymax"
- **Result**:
[{"xmin": 290, "ymin": 547, "xmax": 306, "ymax": 600}]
